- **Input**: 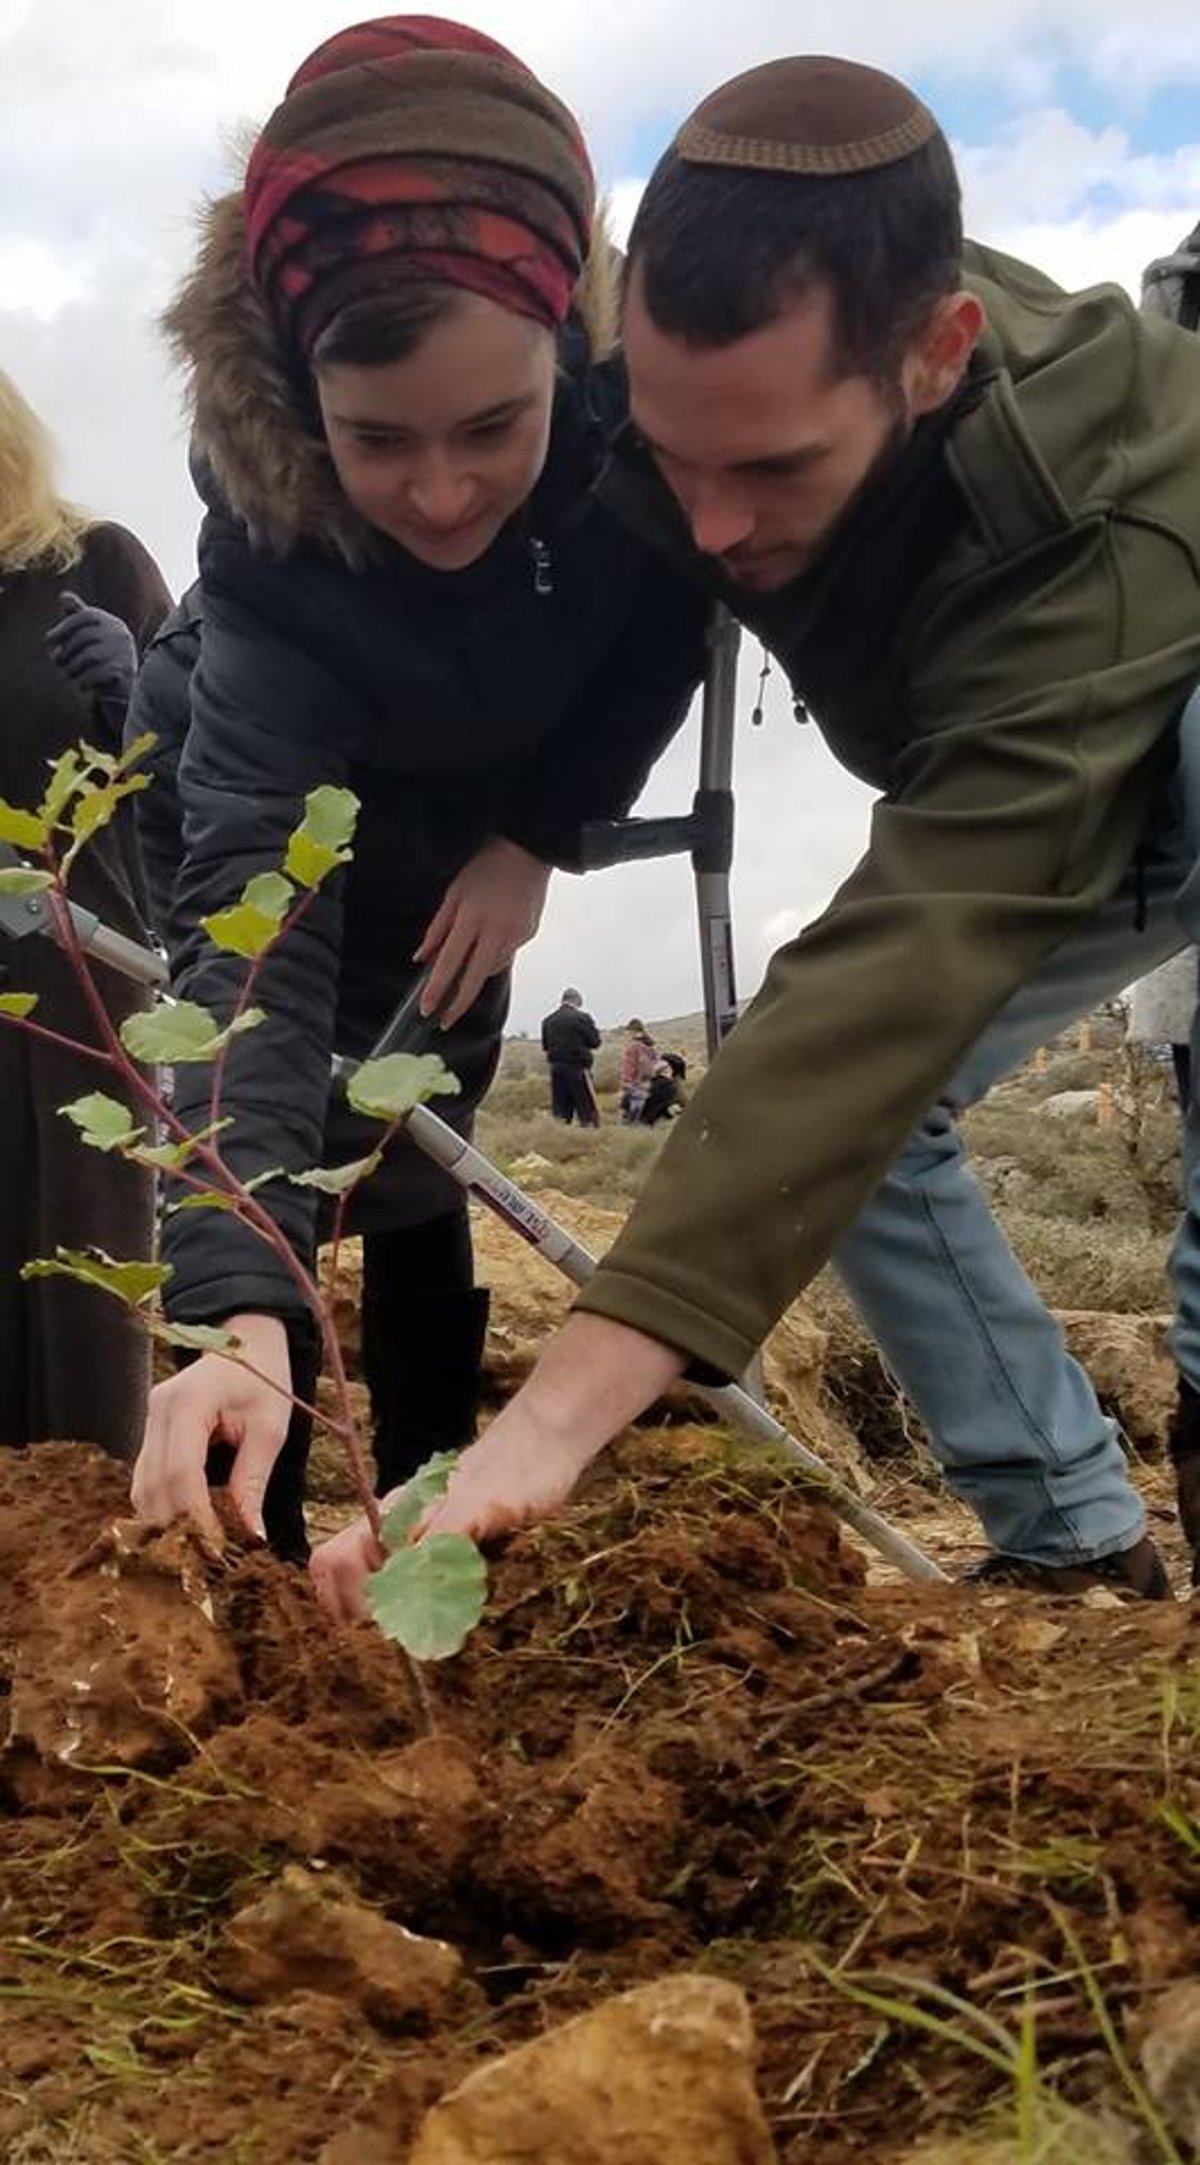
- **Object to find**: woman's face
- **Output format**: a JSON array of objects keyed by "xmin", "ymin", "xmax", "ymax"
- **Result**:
[{"xmin": 316, "ymin": 292, "xmax": 558, "ymax": 571}]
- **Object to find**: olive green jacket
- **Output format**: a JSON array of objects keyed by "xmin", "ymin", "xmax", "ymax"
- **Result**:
[{"xmin": 577, "ymin": 242, "xmax": 1200, "ymax": 1377}]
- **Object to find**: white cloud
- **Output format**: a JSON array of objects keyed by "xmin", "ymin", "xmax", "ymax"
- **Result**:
[{"xmin": 0, "ymin": 240, "xmax": 92, "ymax": 319}]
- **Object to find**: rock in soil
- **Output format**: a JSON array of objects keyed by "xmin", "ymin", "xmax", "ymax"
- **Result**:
[
  {"xmin": 218, "ymin": 1864, "xmax": 464, "ymax": 2030},
  {"xmin": 1057, "ymin": 1310, "xmax": 1176, "ymax": 1457},
  {"xmin": 3, "ymin": 1514, "xmax": 240, "ymax": 1789},
  {"xmin": 1140, "ymin": 1977, "xmax": 1200, "ymax": 2149},
  {"xmin": 406, "ymin": 1972, "xmax": 776, "ymax": 2165}
]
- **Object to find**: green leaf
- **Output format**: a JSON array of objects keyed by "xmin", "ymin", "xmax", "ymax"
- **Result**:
[
  {"xmin": 76, "ymin": 738, "xmax": 121, "ymax": 776},
  {"xmin": 201, "ymin": 870, "xmax": 295, "ymax": 960},
  {"xmin": 0, "ymin": 799, "xmax": 49, "ymax": 849},
  {"xmin": 289, "ymin": 1151, "xmax": 382, "ymax": 1196},
  {"xmin": 135, "ymin": 1119, "xmax": 234, "ymax": 1169},
  {"xmin": 200, "ymin": 906, "xmax": 277, "ymax": 960},
  {"xmin": 65, "ymin": 773, "xmax": 150, "ymax": 855},
  {"xmin": 117, "ymin": 730, "xmax": 158, "ymax": 776},
  {"xmin": 119, "ymin": 1001, "xmax": 265, "ymax": 1064},
  {"xmin": 381, "ymin": 1452, "xmax": 461, "ymax": 1548},
  {"xmin": 147, "ymin": 1319, "xmax": 243, "ymax": 1355},
  {"xmin": 0, "ymin": 992, "xmax": 38, "ymax": 1018},
  {"xmin": 346, "ymin": 1051, "xmax": 461, "ymax": 1122},
  {"xmin": 168, "ymin": 1189, "xmax": 240, "ymax": 1214},
  {"xmin": 39, "ymin": 747, "xmax": 88, "ymax": 827},
  {"xmin": 0, "ymin": 865, "xmax": 53, "ymax": 895},
  {"xmin": 21, "ymin": 1247, "xmax": 170, "ymax": 1307},
  {"xmin": 365, "ymin": 1533, "xmax": 487, "ymax": 1661},
  {"xmin": 59, "ymin": 1092, "xmax": 145, "ymax": 1153},
  {"xmin": 243, "ymin": 871, "xmax": 295, "ymax": 917},
  {"xmin": 284, "ymin": 785, "xmax": 360, "ymax": 889}
]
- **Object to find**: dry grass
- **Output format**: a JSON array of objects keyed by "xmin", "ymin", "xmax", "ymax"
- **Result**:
[
  {"xmin": 995, "ymin": 1212, "xmax": 1171, "ymax": 1313},
  {"xmin": 477, "ymin": 1102, "xmax": 673, "ymax": 1205},
  {"xmin": 448, "ymin": 1012, "xmax": 1185, "ymax": 1469}
]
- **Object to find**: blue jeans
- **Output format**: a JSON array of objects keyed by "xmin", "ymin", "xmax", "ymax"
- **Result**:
[{"xmin": 832, "ymin": 688, "xmax": 1200, "ymax": 1565}]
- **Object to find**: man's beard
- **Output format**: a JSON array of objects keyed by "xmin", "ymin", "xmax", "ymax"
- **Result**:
[{"xmin": 721, "ymin": 400, "xmax": 913, "ymax": 593}]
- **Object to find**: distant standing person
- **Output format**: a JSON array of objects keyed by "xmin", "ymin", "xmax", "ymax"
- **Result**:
[
  {"xmin": 619, "ymin": 1018, "xmax": 657, "ymax": 1122},
  {"xmin": 541, "ymin": 987, "xmax": 600, "ymax": 1125}
]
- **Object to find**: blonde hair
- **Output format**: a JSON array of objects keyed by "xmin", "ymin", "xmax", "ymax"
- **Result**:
[{"xmin": 0, "ymin": 370, "xmax": 93, "ymax": 574}]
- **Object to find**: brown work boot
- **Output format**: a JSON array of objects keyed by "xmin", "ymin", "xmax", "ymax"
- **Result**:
[
  {"xmin": 961, "ymin": 1534, "xmax": 1172, "ymax": 1600},
  {"xmin": 1167, "ymin": 1375, "xmax": 1200, "ymax": 1588}
]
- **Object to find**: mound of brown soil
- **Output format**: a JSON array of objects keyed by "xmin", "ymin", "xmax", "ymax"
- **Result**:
[{"xmin": 2, "ymin": 1438, "xmax": 1199, "ymax": 2162}]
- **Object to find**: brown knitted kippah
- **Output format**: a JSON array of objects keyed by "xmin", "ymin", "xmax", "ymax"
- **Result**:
[{"xmin": 675, "ymin": 55, "xmax": 939, "ymax": 177}]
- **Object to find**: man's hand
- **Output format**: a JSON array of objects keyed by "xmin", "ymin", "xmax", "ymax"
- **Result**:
[
  {"xmin": 424, "ymin": 1315, "xmax": 684, "ymax": 1540},
  {"xmin": 309, "ymin": 1415, "xmax": 586, "ymax": 1621},
  {"xmin": 308, "ymin": 1314, "xmax": 686, "ymax": 1622},
  {"xmin": 415, "ymin": 838, "xmax": 550, "ymax": 1026},
  {"xmin": 131, "ymin": 1314, "xmax": 293, "ymax": 1546},
  {"xmin": 46, "ymin": 592, "xmax": 138, "ymax": 703}
]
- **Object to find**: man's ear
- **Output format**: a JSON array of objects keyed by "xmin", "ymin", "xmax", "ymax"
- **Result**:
[{"xmin": 902, "ymin": 291, "xmax": 985, "ymax": 417}]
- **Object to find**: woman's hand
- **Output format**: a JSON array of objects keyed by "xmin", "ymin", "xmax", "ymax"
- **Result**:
[
  {"xmin": 45, "ymin": 591, "xmax": 138, "ymax": 702},
  {"xmin": 131, "ymin": 1313, "xmax": 293, "ymax": 1546},
  {"xmin": 309, "ymin": 1503, "xmax": 392, "ymax": 1623},
  {"xmin": 415, "ymin": 838, "xmax": 550, "ymax": 1026}
]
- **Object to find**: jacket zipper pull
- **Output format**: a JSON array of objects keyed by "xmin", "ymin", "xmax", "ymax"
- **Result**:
[{"xmin": 530, "ymin": 536, "xmax": 554, "ymax": 597}]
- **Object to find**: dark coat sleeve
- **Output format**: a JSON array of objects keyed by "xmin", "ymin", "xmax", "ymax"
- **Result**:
[
  {"xmin": 497, "ymin": 572, "xmax": 710, "ymax": 867},
  {"xmin": 160, "ymin": 534, "xmax": 363, "ymax": 1326},
  {"xmin": 124, "ymin": 587, "xmax": 202, "ymax": 952},
  {"xmin": 70, "ymin": 523, "xmax": 173, "ymax": 755},
  {"xmin": 56, "ymin": 524, "xmax": 173, "ymax": 922}
]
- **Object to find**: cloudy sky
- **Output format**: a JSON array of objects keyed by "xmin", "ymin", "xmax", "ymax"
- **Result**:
[{"xmin": 5, "ymin": 0, "xmax": 1200, "ymax": 1031}]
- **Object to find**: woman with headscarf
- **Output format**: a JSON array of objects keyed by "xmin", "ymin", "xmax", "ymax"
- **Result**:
[
  {"xmin": 0, "ymin": 369, "xmax": 170, "ymax": 1458},
  {"xmin": 130, "ymin": 16, "xmax": 709, "ymax": 1558}
]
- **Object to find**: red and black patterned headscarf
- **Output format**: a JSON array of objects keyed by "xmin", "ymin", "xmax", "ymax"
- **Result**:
[{"xmin": 243, "ymin": 15, "xmax": 595, "ymax": 363}]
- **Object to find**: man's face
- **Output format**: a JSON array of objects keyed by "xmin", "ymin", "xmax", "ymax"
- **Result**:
[{"xmin": 623, "ymin": 264, "xmax": 959, "ymax": 592}]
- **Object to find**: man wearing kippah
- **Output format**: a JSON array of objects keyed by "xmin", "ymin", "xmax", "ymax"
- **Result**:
[{"xmin": 337, "ymin": 57, "xmax": 1200, "ymax": 1605}]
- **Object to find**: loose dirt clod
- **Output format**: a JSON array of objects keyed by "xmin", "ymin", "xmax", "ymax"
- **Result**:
[
  {"xmin": 3, "ymin": 1514, "xmax": 241, "ymax": 1792},
  {"xmin": 218, "ymin": 1863, "xmax": 464, "ymax": 2029},
  {"xmin": 406, "ymin": 1973, "xmax": 777, "ymax": 2165}
]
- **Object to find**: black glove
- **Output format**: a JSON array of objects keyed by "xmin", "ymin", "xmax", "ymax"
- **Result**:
[{"xmin": 45, "ymin": 591, "xmax": 137, "ymax": 705}]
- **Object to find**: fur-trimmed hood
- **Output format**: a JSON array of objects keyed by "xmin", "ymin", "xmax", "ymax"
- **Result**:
[{"xmin": 162, "ymin": 185, "xmax": 620, "ymax": 563}]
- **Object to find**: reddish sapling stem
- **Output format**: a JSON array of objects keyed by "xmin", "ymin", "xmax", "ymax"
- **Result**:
[
  {"xmin": 324, "ymin": 1111, "xmax": 406, "ymax": 1309},
  {"xmin": 207, "ymin": 886, "xmax": 318, "ymax": 1132},
  {"xmin": 187, "ymin": 1349, "xmax": 335, "ymax": 1440},
  {"xmin": 0, "ymin": 1013, "xmax": 114, "ymax": 1066}
]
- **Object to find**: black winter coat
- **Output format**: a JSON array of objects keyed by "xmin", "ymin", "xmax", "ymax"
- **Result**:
[
  {"xmin": 129, "ymin": 583, "xmax": 201, "ymax": 954},
  {"xmin": 540, "ymin": 1002, "xmax": 601, "ymax": 1069},
  {"xmin": 138, "ymin": 373, "xmax": 708, "ymax": 1326},
  {"xmin": 0, "ymin": 523, "xmax": 171, "ymax": 1455}
]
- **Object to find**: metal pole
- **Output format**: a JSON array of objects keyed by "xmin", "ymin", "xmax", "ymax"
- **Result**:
[{"xmin": 695, "ymin": 605, "xmax": 741, "ymax": 1059}]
